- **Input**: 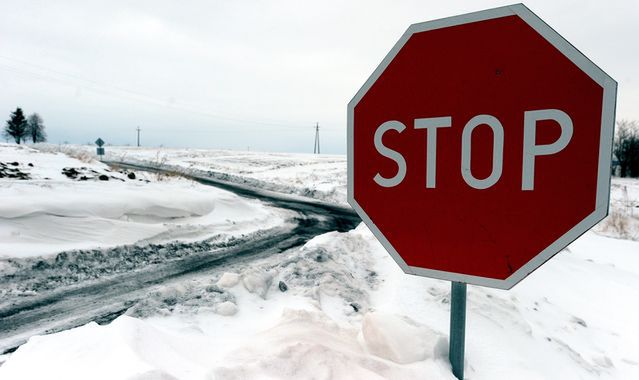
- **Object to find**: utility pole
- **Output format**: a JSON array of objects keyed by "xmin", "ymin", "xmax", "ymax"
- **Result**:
[
  {"xmin": 136, "ymin": 126, "xmax": 141, "ymax": 147},
  {"xmin": 313, "ymin": 122, "xmax": 320, "ymax": 154}
]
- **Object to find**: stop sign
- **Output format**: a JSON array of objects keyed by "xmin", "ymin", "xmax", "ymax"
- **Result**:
[{"xmin": 347, "ymin": 4, "xmax": 617, "ymax": 289}]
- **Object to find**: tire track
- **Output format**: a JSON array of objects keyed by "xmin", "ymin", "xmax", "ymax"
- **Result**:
[{"xmin": 0, "ymin": 163, "xmax": 360, "ymax": 355}]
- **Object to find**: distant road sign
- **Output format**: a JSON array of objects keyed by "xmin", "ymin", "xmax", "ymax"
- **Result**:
[
  {"xmin": 95, "ymin": 138, "xmax": 105, "ymax": 147},
  {"xmin": 347, "ymin": 4, "xmax": 617, "ymax": 289}
]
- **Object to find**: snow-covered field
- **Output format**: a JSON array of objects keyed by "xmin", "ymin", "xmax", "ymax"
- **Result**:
[
  {"xmin": 0, "ymin": 144, "xmax": 290, "ymax": 258},
  {"xmin": 1, "ymin": 143, "xmax": 638, "ymax": 379},
  {"xmin": 56, "ymin": 144, "xmax": 639, "ymax": 239},
  {"xmin": 66, "ymin": 144, "xmax": 348, "ymax": 205}
]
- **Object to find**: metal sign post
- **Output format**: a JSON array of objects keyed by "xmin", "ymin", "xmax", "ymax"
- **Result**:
[{"xmin": 449, "ymin": 282, "xmax": 467, "ymax": 379}]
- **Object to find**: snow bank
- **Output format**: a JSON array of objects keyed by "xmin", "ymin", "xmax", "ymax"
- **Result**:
[
  {"xmin": 0, "ymin": 144, "xmax": 289, "ymax": 257},
  {"xmin": 0, "ymin": 309, "xmax": 454, "ymax": 380},
  {"xmin": 2, "ymin": 224, "xmax": 639, "ymax": 379},
  {"xmin": 0, "ymin": 316, "xmax": 209, "ymax": 380},
  {"xmin": 0, "ymin": 182, "xmax": 215, "ymax": 219},
  {"xmin": 212, "ymin": 308, "xmax": 454, "ymax": 379},
  {"xmin": 361, "ymin": 312, "xmax": 445, "ymax": 364}
]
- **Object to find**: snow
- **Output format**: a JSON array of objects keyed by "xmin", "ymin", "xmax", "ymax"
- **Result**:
[
  {"xmin": 242, "ymin": 270, "xmax": 276, "ymax": 299},
  {"xmin": 1, "ymin": 143, "xmax": 638, "ymax": 379},
  {"xmin": 92, "ymin": 144, "xmax": 638, "ymax": 242},
  {"xmin": 216, "ymin": 272, "xmax": 240, "ymax": 288},
  {"xmin": 0, "ymin": 316, "xmax": 209, "ymax": 380},
  {"xmin": 0, "ymin": 144, "xmax": 290, "ymax": 258},
  {"xmin": 58, "ymin": 144, "xmax": 348, "ymax": 204},
  {"xmin": 2, "ymin": 223, "xmax": 638, "ymax": 379},
  {"xmin": 361, "ymin": 312, "xmax": 446, "ymax": 364},
  {"xmin": 215, "ymin": 301, "xmax": 238, "ymax": 317},
  {"xmin": 368, "ymin": 226, "xmax": 639, "ymax": 379},
  {"xmin": 56, "ymin": 144, "xmax": 639, "ymax": 228}
]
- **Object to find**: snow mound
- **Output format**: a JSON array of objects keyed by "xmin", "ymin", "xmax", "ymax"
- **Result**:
[
  {"xmin": 0, "ymin": 144, "xmax": 289, "ymax": 257},
  {"xmin": 0, "ymin": 310, "xmax": 456, "ymax": 380},
  {"xmin": 273, "ymin": 224, "xmax": 379, "ymax": 316},
  {"xmin": 0, "ymin": 184, "xmax": 215, "ymax": 219},
  {"xmin": 2, "ymin": 223, "xmax": 638, "ymax": 379},
  {"xmin": 361, "ymin": 312, "xmax": 445, "ymax": 364},
  {"xmin": 0, "ymin": 316, "xmax": 209, "ymax": 380},
  {"xmin": 212, "ymin": 309, "xmax": 455, "ymax": 380}
]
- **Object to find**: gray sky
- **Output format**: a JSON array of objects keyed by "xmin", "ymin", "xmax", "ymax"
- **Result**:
[{"xmin": 1, "ymin": 0, "xmax": 637, "ymax": 154}]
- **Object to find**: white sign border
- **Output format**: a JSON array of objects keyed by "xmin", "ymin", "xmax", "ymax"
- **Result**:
[{"xmin": 347, "ymin": 3, "xmax": 617, "ymax": 290}]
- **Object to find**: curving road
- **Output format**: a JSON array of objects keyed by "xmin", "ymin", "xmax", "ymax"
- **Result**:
[{"xmin": 0, "ymin": 162, "xmax": 360, "ymax": 355}]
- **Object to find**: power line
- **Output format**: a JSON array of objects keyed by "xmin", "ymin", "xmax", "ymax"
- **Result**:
[
  {"xmin": 313, "ymin": 122, "xmax": 320, "ymax": 154},
  {"xmin": 0, "ymin": 55, "xmax": 315, "ymax": 131}
]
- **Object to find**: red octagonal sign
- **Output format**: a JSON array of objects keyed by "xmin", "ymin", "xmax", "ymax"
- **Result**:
[{"xmin": 348, "ymin": 4, "xmax": 617, "ymax": 289}]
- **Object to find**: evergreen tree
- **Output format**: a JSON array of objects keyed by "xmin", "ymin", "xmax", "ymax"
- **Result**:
[
  {"xmin": 3, "ymin": 108, "xmax": 28, "ymax": 144},
  {"xmin": 26, "ymin": 113, "xmax": 47, "ymax": 143}
]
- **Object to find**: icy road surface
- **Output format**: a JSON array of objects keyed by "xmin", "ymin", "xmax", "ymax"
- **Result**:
[{"xmin": 0, "ymin": 157, "xmax": 360, "ymax": 355}]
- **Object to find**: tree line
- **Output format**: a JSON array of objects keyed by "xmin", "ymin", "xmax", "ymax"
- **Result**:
[
  {"xmin": 3, "ymin": 107, "xmax": 47, "ymax": 144},
  {"xmin": 614, "ymin": 120, "xmax": 639, "ymax": 178}
]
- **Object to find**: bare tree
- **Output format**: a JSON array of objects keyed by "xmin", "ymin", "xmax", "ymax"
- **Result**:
[
  {"xmin": 613, "ymin": 120, "xmax": 639, "ymax": 178},
  {"xmin": 26, "ymin": 113, "xmax": 47, "ymax": 143},
  {"xmin": 3, "ymin": 108, "xmax": 28, "ymax": 144}
]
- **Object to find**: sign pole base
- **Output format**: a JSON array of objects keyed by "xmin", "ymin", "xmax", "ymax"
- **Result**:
[{"xmin": 449, "ymin": 281, "xmax": 467, "ymax": 379}]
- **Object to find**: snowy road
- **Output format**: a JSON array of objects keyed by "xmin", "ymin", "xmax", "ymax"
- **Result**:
[{"xmin": 0, "ymin": 162, "xmax": 360, "ymax": 355}]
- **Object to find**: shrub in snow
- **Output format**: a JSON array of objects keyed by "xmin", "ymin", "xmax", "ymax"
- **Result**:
[
  {"xmin": 242, "ymin": 270, "xmax": 275, "ymax": 299},
  {"xmin": 216, "ymin": 272, "xmax": 240, "ymax": 288},
  {"xmin": 361, "ymin": 311, "xmax": 444, "ymax": 364},
  {"xmin": 0, "ymin": 161, "xmax": 31, "ymax": 179},
  {"xmin": 215, "ymin": 301, "xmax": 238, "ymax": 316},
  {"xmin": 595, "ymin": 209, "xmax": 639, "ymax": 240}
]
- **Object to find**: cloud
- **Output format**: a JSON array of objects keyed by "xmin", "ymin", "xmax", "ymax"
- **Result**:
[{"xmin": 0, "ymin": 0, "xmax": 637, "ymax": 153}]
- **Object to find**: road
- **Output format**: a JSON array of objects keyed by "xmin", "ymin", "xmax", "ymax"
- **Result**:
[{"xmin": 0, "ymin": 162, "xmax": 360, "ymax": 355}]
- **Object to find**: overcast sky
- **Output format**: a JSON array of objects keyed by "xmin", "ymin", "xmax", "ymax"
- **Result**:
[{"xmin": 1, "ymin": 0, "xmax": 637, "ymax": 154}]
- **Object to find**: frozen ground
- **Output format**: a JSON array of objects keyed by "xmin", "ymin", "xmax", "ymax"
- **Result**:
[
  {"xmin": 0, "ymin": 144, "xmax": 290, "ymax": 258},
  {"xmin": 1, "ymin": 144, "xmax": 638, "ymax": 379}
]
